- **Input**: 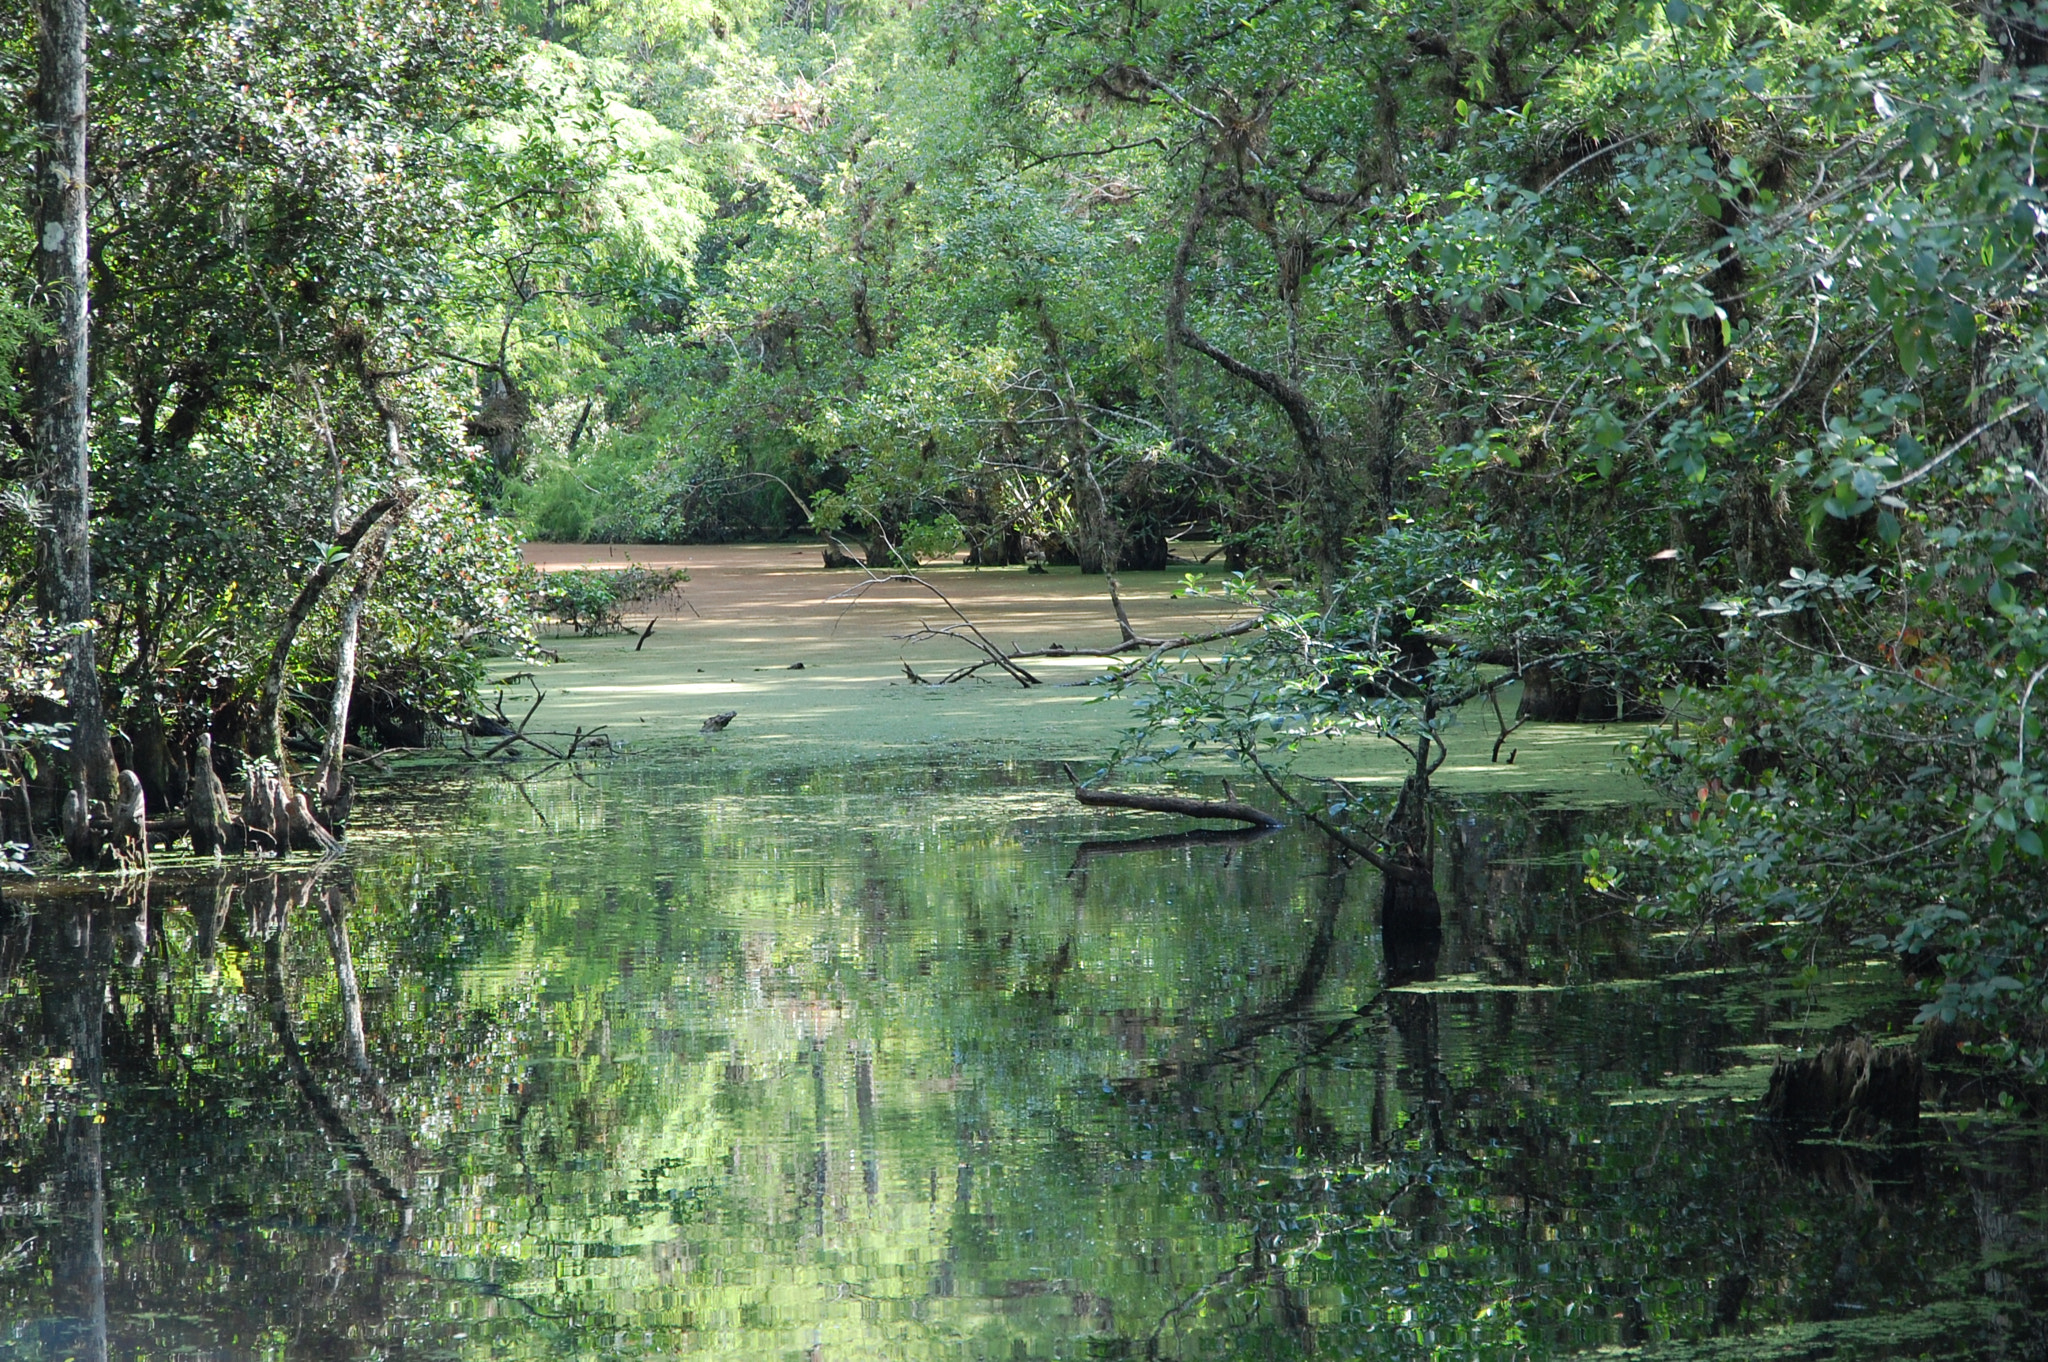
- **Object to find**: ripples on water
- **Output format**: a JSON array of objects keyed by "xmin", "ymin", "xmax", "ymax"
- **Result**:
[{"xmin": 0, "ymin": 759, "xmax": 2042, "ymax": 1359}]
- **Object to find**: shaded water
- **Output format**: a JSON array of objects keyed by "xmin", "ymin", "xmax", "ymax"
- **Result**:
[{"xmin": 1, "ymin": 757, "xmax": 2043, "ymax": 1359}]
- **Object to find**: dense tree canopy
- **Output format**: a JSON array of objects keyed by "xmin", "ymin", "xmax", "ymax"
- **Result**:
[
  {"xmin": 454, "ymin": 0, "xmax": 2046, "ymax": 1056},
  {"xmin": 2, "ymin": 0, "xmax": 2044, "ymax": 1054}
]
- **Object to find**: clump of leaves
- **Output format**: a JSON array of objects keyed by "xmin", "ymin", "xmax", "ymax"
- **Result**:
[{"xmin": 532, "ymin": 566, "xmax": 689, "ymax": 634}]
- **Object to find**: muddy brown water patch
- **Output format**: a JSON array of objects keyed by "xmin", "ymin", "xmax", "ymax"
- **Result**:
[{"xmin": 514, "ymin": 543, "xmax": 1650, "ymax": 799}]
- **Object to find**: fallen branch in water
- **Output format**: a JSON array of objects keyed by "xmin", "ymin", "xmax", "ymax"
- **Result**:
[
  {"xmin": 477, "ymin": 684, "xmax": 570, "ymax": 760},
  {"xmin": 830, "ymin": 572, "xmax": 1042, "ymax": 687},
  {"xmin": 1062, "ymin": 764, "xmax": 1284, "ymax": 828},
  {"xmin": 901, "ymin": 615, "xmax": 1265, "ymax": 685}
]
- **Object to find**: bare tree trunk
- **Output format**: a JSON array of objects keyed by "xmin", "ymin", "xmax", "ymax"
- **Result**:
[
  {"xmin": 253, "ymin": 494, "xmax": 398, "ymax": 774},
  {"xmin": 315, "ymin": 384, "xmax": 409, "ymax": 819},
  {"xmin": 30, "ymin": 0, "xmax": 116, "ymax": 803},
  {"xmin": 314, "ymin": 523, "xmax": 390, "ymax": 813},
  {"xmin": 188, "ymin": 733, "xmax": 229, "ymax": 855}
]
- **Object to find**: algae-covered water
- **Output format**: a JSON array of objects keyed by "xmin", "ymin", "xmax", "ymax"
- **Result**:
[{"xmin": 2, "ymin": 753, "xmax": 2044, "ymax": 1360}]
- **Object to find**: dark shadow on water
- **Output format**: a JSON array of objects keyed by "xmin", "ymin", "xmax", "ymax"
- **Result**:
[{"xmin": 10, "ymin": 893, "xmax": 110, "ymax": 1362}]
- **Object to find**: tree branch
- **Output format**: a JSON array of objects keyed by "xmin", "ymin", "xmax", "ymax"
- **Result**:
[{"xmin": 1063, "ymin": 763, "xmax": 1284, "ymax": 827}]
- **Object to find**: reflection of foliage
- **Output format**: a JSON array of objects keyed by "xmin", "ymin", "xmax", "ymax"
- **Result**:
[
  {"xmin": 458, "ymin": 0, "xmax": 2048, "ymax": 1089},
  {"xmin": 0, "ymin": 767, "xmax": 2032, "ymax": 1357}
]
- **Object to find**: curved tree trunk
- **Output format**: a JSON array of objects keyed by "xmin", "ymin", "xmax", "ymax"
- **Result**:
[
  {"xmin": 314, "ymin": 520, "xmax": 392, "ymax": 819},
  {"xmin": 1168, "ymin": 194, "xmax": 1347, "ymax": 595},
  {"xmin": 253, "ymin": 494, "xmax": 399, "ymax": 773}
]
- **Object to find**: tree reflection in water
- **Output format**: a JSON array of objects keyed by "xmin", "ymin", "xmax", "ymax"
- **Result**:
[
  {"xmin": 36, "ymin": 899, "xmax": 108, "ymax": 1362},
  {"xmin": 0, "ymin": 764, "xmax": 2040, "ymax": 1360}
]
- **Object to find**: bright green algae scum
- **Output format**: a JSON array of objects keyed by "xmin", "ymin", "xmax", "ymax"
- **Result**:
[{"xmin": 2, "ymin": 756, "xmax": 2043, "ymax": 1359}]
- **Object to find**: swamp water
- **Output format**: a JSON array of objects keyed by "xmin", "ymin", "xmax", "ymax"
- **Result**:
[{"xmin": 1, "ymin": 755, "xmax": 2043, "ymax": 1360}]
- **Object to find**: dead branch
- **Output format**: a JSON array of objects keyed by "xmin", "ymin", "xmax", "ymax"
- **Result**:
[
  {"xmin": 1063, "ymin": 763, "xmax": 1283, "ymax": 827},
  {"xmin": 1488, "ymin": 686, "xmax": 1525, "ymax": 764},
  {"xmin": 902, "ymin": 615, "xmax": 1265, "ymax": 685},
  {"xmin": 478, "ymin": 684, "xmax": 549, "ymax": 760},
  {"xmin": 830, "ymin": 573, "xmax": 1042, "ymax": 687}
]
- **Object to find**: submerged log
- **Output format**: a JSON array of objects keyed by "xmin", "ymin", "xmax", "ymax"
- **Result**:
[{"xmin": 1063, "ymin": 766, "xmax": 1283, "ymax": 828}]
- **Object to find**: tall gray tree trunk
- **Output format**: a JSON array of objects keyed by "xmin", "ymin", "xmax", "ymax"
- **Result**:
[
  {"xmin": 315, "ymin": 398, "xmax": 406, "ymax": 818},
  {"xmin": 31, "ymin": 0, "xmax": 117, "ymax": 802},
  {"xmin": 314, "ymin": 524, "xmax": 389, "ymax": 812}
]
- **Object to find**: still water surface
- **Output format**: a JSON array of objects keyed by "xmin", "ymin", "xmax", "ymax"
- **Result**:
[{"xmin": 1, "ymin": 758, "xmax": 2042, "ymax": 1359}]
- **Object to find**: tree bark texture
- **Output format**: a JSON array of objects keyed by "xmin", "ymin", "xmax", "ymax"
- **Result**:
[
  {"xmin": 254, "ymin": 493, "xmax": 398, "ymax": 771},
  {"xmin": 315, "ymin": 519, "xmax": 391, "ymax": 811},
  {"xmin": 31, "ymin": 0, "xmax": 117, "ymax": 801}
]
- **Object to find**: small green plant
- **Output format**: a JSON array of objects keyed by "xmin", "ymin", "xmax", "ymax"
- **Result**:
[{"xmin": 531, "ymin": 566, "xmax": 689, "ymax": 635}]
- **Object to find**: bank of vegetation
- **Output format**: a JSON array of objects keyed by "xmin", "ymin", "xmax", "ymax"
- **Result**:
[{"xmin": 3, "ymin": 0, "xmax": 2043, "ymax": 1064}]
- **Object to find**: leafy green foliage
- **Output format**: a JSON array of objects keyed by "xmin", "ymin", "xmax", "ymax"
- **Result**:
[
  {"xmin": 0, "ymin": 0, "xmax": 612, "ymax": 794},
  {"xmin": 0, "ymin": 0, "xmax": 2041, "ymax": 1060},
  {"xmin": 533, "ymin": 565, "xmax": 689, "ymax": 633}
]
